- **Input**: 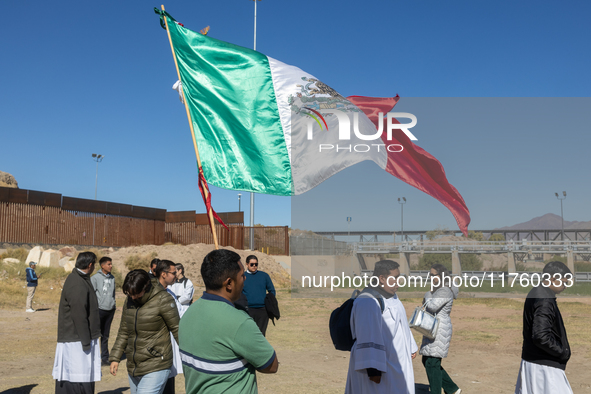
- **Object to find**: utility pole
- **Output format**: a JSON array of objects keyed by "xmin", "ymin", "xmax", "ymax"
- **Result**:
[
  {"xmin": 249, "ymin": 0, "xmax": 261, "ymax": 250},
  {"xmin": 91, "ymin": 154, "xmax": 104, "ymax": 246},
  {"xmin": 398, "ymin": 197, "xmax": 406, "ymax": 242},
  {"xmin": 347, "ymin": 217, "xmax": 352, "ymax": 241},
  {"xmin": 555, "ymin": 191, "xmax": 566, "ymax": 241},
  {"xmin": 92, "ymin": 154, "xmax": 104, "ymax": 200}
]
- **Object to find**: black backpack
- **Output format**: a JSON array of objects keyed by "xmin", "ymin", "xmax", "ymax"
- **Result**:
[{"xmin": 329, "ymin": 288, "xmax": 385, "ymax": 351}]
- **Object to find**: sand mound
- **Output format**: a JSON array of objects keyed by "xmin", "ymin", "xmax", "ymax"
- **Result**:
[{"xmin": 107, "ymin": 243, "xmax": 290, "ymax": 288}]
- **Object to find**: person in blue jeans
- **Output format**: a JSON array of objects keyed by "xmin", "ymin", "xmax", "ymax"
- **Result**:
[
  {"xmin": 25, "ymin": 261, "xmax": 40, "ymax": 312},
  {"xmin": 109, "ymin": 270, "xmax": 179, "ymax": 394}
]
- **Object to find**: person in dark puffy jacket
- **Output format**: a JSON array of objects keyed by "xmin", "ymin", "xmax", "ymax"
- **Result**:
[
  {"xmin": 515, "ymin": 261, "xmax": 574, "ymax": 394},
  {"xmin": 109, "ymin": 269, "xmax": 180, "ymax": 394}
]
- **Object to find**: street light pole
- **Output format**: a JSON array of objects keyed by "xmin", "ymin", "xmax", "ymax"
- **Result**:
[
  {"xmin": 91, "ymin": 154, "xmax": 104, "ymax": 246},
  {"xmin": 346, "ymin": 217, "xmax": 352, "ymax": 241},
  {"xmin": 555, "ymin": 191, "xmax": 566, "ymax": 241},
  {"xmin": 92, "ymin": 154, "xmax": 104, "ymax": 200},
  {"xmin": 398, "ymin": 197, "xmax": 406, "ymax": 242},
  {"xmin": 249, "ymin": 0, "xmax": 261, "ymax": 251},
  {"xmin": 238, "ymin": 193, "xmax": 242, "ymax": 212}
]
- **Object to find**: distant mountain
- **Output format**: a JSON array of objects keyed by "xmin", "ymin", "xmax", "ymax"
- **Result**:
[{"xmin": 498, "ymin": 213, "xmax": 591, "ymax": 230}]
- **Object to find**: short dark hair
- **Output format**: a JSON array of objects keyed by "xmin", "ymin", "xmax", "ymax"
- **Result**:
[
  {"xmin": 431, "ymin": 264, "xmax": 449, "ymax": 277},
  {"xmin": 122, "ymin": 269, "xmax": 152, "ymax": 296},
  {"xmin": 372, "ymin": 260, "xmax": 400, "ymax": 278},
  {"xmin": 154, "ymin": 259, "xmax": 176, "ymax": 278},
  {"xmin": 201, "ymin": 249, "xmax": 242, "ymax": 290},
  {"xmin": 246, "ymin": 255, "xmax": 258, "ymax": 264},
  {"xmin": 175, "ymin": 263, "xmax": 185, "ymax": 275},
  {"xmin": 543, "ymin": 261, "xmax": 572, "ymax": 277},
  {"xmin": 99, "ymin": 256, "xmax": 112, "ymax": 266},
  {"xmin": 75, "ymin": 251, "xmax": 97, "ymax": 270},
  {"xmin": 150, "ymin": 258, "xmax": 159, "ymax": 270}
]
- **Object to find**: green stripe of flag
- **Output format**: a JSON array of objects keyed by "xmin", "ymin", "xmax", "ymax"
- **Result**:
[{"xmin": 167, "ymin": 18, "xmax": 293, "ymax": 196}]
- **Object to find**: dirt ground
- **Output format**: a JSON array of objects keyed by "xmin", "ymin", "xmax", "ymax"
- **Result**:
[{"xmin": 1, "ymin": 288, "xmax": 590, "ymax": 394}]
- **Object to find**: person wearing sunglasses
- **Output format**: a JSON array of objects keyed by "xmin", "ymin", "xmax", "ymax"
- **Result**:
[{"xmin": 242, "ymin": 255, "xmax": 276, "ymax": 336}]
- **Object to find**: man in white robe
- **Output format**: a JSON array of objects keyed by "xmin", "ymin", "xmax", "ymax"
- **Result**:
[
  {"xmin": 515, "ymin": 261, "xmax": 573, "ymax": 394},
  {"xmin": 346, "ymin": 260, "xmax": 418, "ymax": 394},
  {"xmin": 52, "ymin": 252, "xmax": 101, "ymax": 394}
]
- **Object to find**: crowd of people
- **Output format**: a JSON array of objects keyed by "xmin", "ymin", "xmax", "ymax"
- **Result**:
[{"xmin": 38, "ymin": 249, "xmax": 574, "ymax": 394}]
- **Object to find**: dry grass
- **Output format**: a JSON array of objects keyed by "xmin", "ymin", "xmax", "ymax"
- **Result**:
[
  {"xmin": 0, "ymin": 277, "xmax": 63, "ymax": 310},
  {"xmin": 557, "ymin": 302, "xmax": 591, "ymax": 357},
  {"xmin": 454, "ymin": 297, "xmax": 524, "ymax": 310},
  {"xmin": 1, "ymin": 283, "xmax": 590, "ymax": 393},
  {"xmin": 454, "ymin": 329, "xmax": 500, "ymax": 343},
  {"xmin": 124, "ymin": 251, "xmax": 158, "ymax": 271},
  {"xmin": 0, "ymin": 248, "xmax": 29, "ymax": 263}
]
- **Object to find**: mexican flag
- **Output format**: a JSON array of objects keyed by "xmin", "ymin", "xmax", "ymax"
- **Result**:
[{"xmin": 157, "ymin": 10, "xmax": 470, "ymax": 234}]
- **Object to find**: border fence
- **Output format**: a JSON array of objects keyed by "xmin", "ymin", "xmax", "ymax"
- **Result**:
[
  {"xmin": 0, "ymin": 187, "xmax": 289, "ymax": 254},
  {"xmin": 290, "ymin": 236, "xmax": 350, "ymax": 255}
]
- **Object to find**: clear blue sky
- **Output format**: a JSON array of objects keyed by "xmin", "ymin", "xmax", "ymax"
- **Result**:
[{"xmin": 1, "ymin": 1, "xmax": 589, "ymax": 233}]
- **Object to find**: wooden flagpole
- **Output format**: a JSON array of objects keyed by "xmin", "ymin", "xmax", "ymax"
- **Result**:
[{"xmin": 161, "ymin": 5, "xmax": 220, "ymax": 249}]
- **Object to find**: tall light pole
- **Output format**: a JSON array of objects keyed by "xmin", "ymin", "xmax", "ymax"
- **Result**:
[
  {"xmin": 249, "ymin": 0, "xmax": 261, "ymax": 251},
  {"xmin": 92, "ymin": 154, "xmax": 104, "ymax": 200},
  {"xmin": 555, "ymin": 191, "xmax": 566, "ymax": 241},
  {"xmin": 238, "ymin": 193, "xmax": 242, "ymax": 212},
  {"xmin": 346, "ymin": 217, "xmax": 352, "ymax": 242},
  {"xmin": 91, "ymin": 153, "xmax": 104, "ymax": 246},
  {"xmin": 398, "ymin": 197, "xmax": 406, "ymax": 242}
]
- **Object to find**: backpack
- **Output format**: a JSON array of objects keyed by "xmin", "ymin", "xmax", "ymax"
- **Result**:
[{"xmin": 329, "ymin": 288, "xmax": 385, "ymax": 351}]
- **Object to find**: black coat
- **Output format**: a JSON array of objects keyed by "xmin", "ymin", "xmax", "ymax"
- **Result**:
[
  {"xmin": 521, "ymin": 286, "xmax": 570, "ymax": 370},
  {"xmin": 264, "ymin": 292, "xmax": 280, "ymax": 326},
  {"xmin": 57, "ymin": 269, "xmax": 101, "ymax": 351}
]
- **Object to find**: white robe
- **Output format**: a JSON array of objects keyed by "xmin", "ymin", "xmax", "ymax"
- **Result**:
[
  {"xmin": 52, "ymin": 338, "xmax": 101, "ymax": 382},
  {"xmin": 166, "ymin": 288, "xmax": 183, "ymax": 377},
  {"xmin": 515, "ymin": 359, "xmax": 573, "ymax": 394},
  {"xmin": 346, "ymin": 293, "xmax": 418, "ymax": 394},
  {"xmin": 170, "ymin": 278, "xmax": 194, "ymax": 317}
]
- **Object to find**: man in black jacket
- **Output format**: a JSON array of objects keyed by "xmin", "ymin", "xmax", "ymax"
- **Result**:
[
  {"xmin": 52, "ymin": 252, "xmax": 101, "ymax": 394},
  {"xmin": 515, "ymin": 261, "xmax": 574, "ymax": 394}
]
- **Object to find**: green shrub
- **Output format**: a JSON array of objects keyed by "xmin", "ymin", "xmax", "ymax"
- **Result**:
[
  {"xmin": 418, "ymin": 253, "xmax": 482, "ymax": 271},
  {"xmin": 544, "ymin": 255, "xmax": 567, "ymax": 264},
  {"xmin": 467, "ymin": 231, "xmax": 484, "ymax": 241},
  {"xmin": 460, "ymin": 254, "xmax": 483, "ymax": 271},
  {"xmin": 488, "ymin": 234, "xmax": 505, "ymax": 242},
  {"xmin": 124, "ymin": 252, "xmax": 158, "ymax": 271},
  {"xmin": 575, "ymin": 261, "xmax": 591, "ymax": 272},
  {"xmin": 111, "ymin": 265, "xmax": 124, "ymax": 289},
  {"xmin": 425, "ymin": 225, "xmax": 451, "ymax": 241},
  {"xmin": 418, "ymin": 254, "xmax": 452, "ymax": 271}
]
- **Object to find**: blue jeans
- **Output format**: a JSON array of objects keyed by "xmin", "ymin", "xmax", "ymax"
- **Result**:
[{"xmin": 128, "ymin": 369, "xmax": 170, "ymax": 394}]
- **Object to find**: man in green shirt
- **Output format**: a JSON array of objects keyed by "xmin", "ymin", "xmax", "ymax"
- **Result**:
[{"xmin": 179, "ymin": 249, "xmax": 278, "ymax": 394}]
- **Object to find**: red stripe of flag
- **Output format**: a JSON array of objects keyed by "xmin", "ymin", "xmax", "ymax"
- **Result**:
[{"xmin": 347, "ymin": 95, "xmax": 470, "ymax": 236}]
